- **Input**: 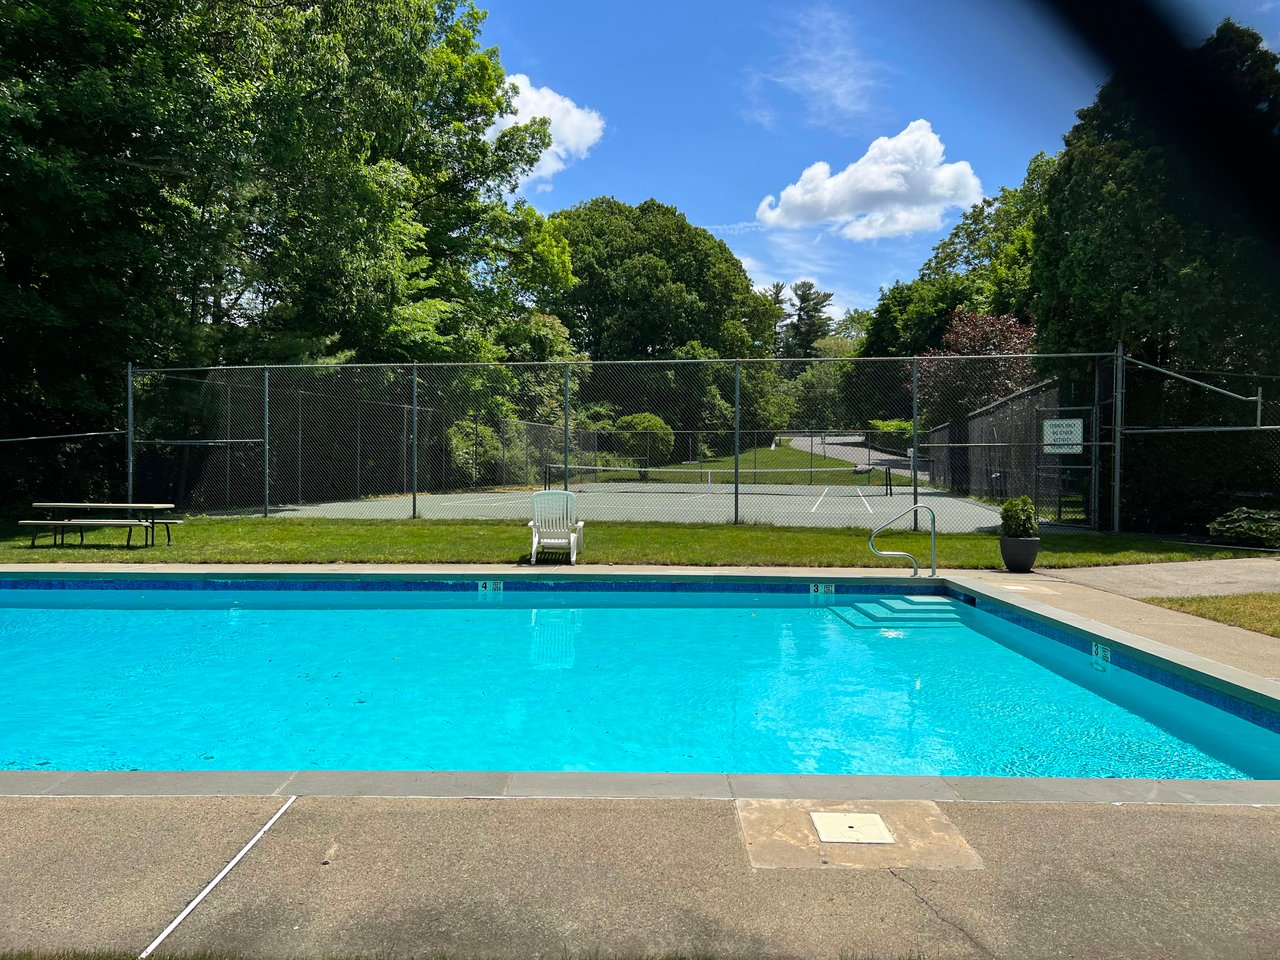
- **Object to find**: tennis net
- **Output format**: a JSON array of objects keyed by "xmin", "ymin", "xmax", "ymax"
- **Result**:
[{"xmin": 544, "ymin": 463, "xmax": 901, "ymax": 497}]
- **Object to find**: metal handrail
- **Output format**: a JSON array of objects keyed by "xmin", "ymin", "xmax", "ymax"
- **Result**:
[{"xmin": 868, "ymin": 504, "xmax": 937, "ymax": 577}]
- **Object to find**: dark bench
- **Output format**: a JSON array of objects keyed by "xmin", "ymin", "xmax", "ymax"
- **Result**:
[{"xmin": 19, "ymin": 518, "xmax": 153, "ymax": 547}]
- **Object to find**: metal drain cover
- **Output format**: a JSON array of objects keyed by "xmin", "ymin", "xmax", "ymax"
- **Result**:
[{"xmin": 809, "ymin": 812, "xmax": 896, "ymax": 844}]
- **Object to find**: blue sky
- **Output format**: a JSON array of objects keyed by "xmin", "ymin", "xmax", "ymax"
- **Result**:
[{"xmin": 481, "ymin": 0, "xmax": 1280, "ymax": 317}]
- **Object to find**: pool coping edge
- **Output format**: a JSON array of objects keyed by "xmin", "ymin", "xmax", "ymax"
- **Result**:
[{"xmin": 2, "ymin": 770, "xmax": 1278, "ymax": 804}]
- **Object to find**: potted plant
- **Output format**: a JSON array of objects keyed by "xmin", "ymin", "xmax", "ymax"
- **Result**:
[{"xmin": 999, "ymin": 496, "xmax": 1040, "ymax": 572}]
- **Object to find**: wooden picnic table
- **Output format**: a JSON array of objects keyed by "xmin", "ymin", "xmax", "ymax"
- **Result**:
[{"xmin": 23, "ymin": 502, "xmax": 181, "ymax": 547}]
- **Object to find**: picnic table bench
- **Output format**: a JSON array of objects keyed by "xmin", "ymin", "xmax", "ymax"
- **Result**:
[{"xmin": 20, "ymin": 503, "xmax": 182, "ymax": 547}]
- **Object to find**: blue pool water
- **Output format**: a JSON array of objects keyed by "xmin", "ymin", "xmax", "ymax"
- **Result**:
[{"xmin": 1, "ymin": 582, "xmax": 1277, "ymax": 777}]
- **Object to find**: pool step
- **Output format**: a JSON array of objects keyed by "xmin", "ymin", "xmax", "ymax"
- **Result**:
[
  {"xmin": 831, "ymin": 598, "xmax": 966, "ymax": 628},
  {"xmin": 856, "ymin": 597, "xmax": 963, "ymax": 619},
  {"xmin": 876, "ymin": 596, "xmax": 957, "ymax": 614}
]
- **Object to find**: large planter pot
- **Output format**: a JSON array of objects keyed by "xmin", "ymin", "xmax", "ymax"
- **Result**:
[{"xmin": 1000, "ymin": 537, "xmax": 1040, "ymax": 573}]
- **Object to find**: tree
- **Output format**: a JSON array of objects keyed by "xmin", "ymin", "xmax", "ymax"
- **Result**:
[
  {"xmin": 614, "ymin": 413, "xmax": 675, "ymax": 467},
  {"xmin": 833, "ymin": 308, "xmax": 873, "ymax": 343},
  {"xmin": 544, "ymin": 197, "xmax": 774, "ymax": 360},
  {"xmin": 921, "ymin": 153, "xmax": 1057, "ymax": 320},
  {"xmin": 917, "ymin": 311, "xmax": 1038, "ymax": 418},
  {"xmin": 859, "ymin": 274, "xmax": 971, "ymax": 357},
  {"xmin": 1030, "ymin": 19, "xmax": 1280, "ymax": 371},
  {"xmin": 0, "ymin": 0, "xmax": 572, "ymax": 452},
  {"xmin": 779, "ymin": 281, "xmax": 834, "ymax": 359},
  {"xmin": 762, "ymin": 281, "xmax": 788, "ymax": 354}
]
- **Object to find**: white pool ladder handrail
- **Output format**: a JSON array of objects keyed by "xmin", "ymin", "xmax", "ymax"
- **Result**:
[{"xmin": 868, "ymin": 504, "xmax": 937, "ymax": 577}]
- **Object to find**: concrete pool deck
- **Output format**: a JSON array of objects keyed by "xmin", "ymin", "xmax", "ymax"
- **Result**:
[
  {"xmin": 2, "ymin": 561, "xmax": 1279, "ymax": 957},
  {"xmin": 2, "ymin": 795, "xmax": 1278, "ymax": 958}
]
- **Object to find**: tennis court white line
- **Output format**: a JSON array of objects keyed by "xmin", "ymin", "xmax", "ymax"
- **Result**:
[
  {"xmin": 856, "ymin": 485, "xmax": 873, "ymax": 513},
  {"xmin": 810, "ymin": 487, "xmax": 829, "ymax": 513},
  {"xmin": 431, "ymin": 495, "xmax": 533, "ymax": 506},
  {"xmin": 138, "ymin": 795, "xmax": 297, "ymax": 959}
]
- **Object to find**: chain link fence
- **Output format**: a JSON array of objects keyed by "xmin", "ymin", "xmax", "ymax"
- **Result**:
[
  {"xmin": 1117, "ymin": 361, "xmax": 1280, "ymax": 534},
  {"xmin": 8, "ymin": 352, "xmax": 1268, "ymax": 537},
  {"xmin": 129, "ymin": 354, "xmax": 1121, "ymax": 533}
]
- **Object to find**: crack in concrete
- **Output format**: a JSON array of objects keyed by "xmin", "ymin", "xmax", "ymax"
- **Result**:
[{"xmin": 889, "ymin": 867, "xmax": 994, "ymax": 958}]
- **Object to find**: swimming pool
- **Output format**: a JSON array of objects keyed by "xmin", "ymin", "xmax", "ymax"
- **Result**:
[{"xmin": 1, "ymin": 575, "xmax": 1278, "ymax": 779}]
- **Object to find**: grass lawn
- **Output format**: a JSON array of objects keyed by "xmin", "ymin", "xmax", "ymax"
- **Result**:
[
  {"xmin": 577, "ymin": 442, "xmax": 906, "ymax": 489},
  {"xmin": 0, "ymin": 516, "xmax": 1255, "ymax": 568},
  {"xmin": 699, "ymin": 442, "xmax": 907, "ymax": 487},
  {"xmin": 1144, "ymin": 593, "xmax": 1280, "ymax": 638}
]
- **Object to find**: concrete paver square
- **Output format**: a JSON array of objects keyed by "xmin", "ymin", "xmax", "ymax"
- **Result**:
[
  {"xmin": 0, "ymin": 796, "xmax": 285, "ymax": 953},
  {"xmin": 737, "ymin": 799, "xmax": 984, "ymax": 870}
]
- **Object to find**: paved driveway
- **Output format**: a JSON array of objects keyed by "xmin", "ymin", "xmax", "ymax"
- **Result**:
[{"xmin": 1053, "ymin": 556, "xmax": 1279, "ymax": 597}]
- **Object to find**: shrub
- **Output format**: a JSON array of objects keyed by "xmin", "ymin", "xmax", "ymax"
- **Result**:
[
  {"xmin": 1001, "ymin": 496, "xmax": 1039, "ymax": 538},
  {"xmin": 614, "ymin": 413, "xmax": 675, "ymax": 467},
  {"xmin": 445, "ymin": 420, "xmax": 504, "ymax": 488},
  {"xmin": 868, "ymin": 418, "xmax": 915, "ymax": 456},
  {"xmin": 1208, "ymin": 508, "xmax": 1280, "ymax": 548}
]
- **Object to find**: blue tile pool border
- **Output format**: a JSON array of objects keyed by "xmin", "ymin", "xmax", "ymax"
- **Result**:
[
  {"xmin": 2, "ymin": 568, "xmax": 1278, "ymax": 745},
  {"xmin": 0, "ymin": 575, "xmax": 946, "ymax": 596}
]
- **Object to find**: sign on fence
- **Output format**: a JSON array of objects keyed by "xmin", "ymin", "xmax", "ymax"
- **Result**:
[{"xmin": 1042, "ymin": 418, "xmax": 1084, "ymax": 454}]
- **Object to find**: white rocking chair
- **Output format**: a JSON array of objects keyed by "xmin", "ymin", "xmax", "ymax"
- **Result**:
[{"xmin": 529, "ymin": 490, "xmax": 585, "ymax": 565}]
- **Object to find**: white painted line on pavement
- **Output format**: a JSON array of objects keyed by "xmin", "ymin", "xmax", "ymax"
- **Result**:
[{"xmin": 138, "ymin": 795, "xmax": 298, "ymax": 959}]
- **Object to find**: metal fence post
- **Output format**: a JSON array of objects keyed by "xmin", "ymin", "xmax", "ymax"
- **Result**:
[
  {"xmin": 1112, "ymin": 342, "xmax": 1125, "ymax": 533},
  {"xmin": 297, "ymin": 389, "xmax": 303, "ymax": 505},
  {"xmin": 562, "ymin": 362, "xmax": 570, "ymax": 491},
  {"xmin": 126, "ymin": 362, "xmax": 134, "ymax": 503},
  {"xmin": 911, "ymin": 357, "xmax": 920, "ymax": 531},
  {"xmin": 734, "ymin": 361, "xmax": 741, "ymax": 524},
  {"xmin": 411, "ymin": 363, "xmax": 419, "ymax": 519},
  {"xmin": 224, "ymin": 381, "xmax": 231, "ymax": 509},
  {"xmin": 1091, "ymin": 360, "xmax": 1101, "ymax": 530},
  {"xmin": 262, "ymin": 367, "xmax": 270, "ymax": 517}
]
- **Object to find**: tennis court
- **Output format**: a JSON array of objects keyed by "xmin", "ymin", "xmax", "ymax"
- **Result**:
[{"xmin": 279, "ymin": 467, "xmax": 1002, "ymax": 532}]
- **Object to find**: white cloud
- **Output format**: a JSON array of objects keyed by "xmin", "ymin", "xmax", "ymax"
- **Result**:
[
  {"xmin": 755, "ymin": 120, "xmax": 983, "ymax": 240},
  {"xmin": 491, "ymin": 74, "xmax": 605, "ymax": 188},
  {"xmin": 743, "ymin": 4, "xmax": 878, "ymax": 130}
]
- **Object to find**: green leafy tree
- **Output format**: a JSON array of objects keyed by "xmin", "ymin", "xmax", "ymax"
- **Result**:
[
  {"xmin": 811, "ymin": 336, "xmax": 859, "ymax": 359},
  {"xmin": 859, "ymin": 274, "xmax": 971, "ymax": 357},
  {"xmin": 921, "ymin": 153, "xmax": 1057, "ymax": 320},
  {"xmin": 0, "ymin": 0, "xmax": 571, "ymax": 453},
  {"xmin": 614, "ymin": 413, "xmax": 675, "ymax": 467},
  {"xmin": 833, "ymin": 308, "xmax": 874, "ymax": 343},
  {"xmin": 1030, "ymin": 20, "xmax": 1280, "ymax": 370},
  {"xmin": 544, "ymin": 197, "xmax": 774, "ymax": 360}
]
